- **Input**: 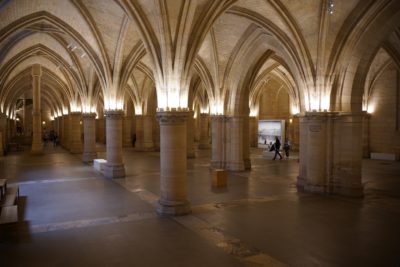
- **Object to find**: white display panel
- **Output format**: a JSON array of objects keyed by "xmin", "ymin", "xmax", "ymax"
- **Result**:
[{"xmin": 258, "ymin": 120, "xmax": 285, "ymax": 148}]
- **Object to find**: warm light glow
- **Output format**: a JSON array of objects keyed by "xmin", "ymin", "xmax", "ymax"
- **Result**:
[
  {"xmin": 70, "ymin": 102, "xmax": 82, "ymax": 113},
  {"xmin": 50, "ymin": 116, "xmax": 54, "ymax": 121},
  {"xmin": 80, "ymin": 120, "xmax": 82, "ymax": 125},
  {"xmin": 250, "ymin": 106, "xmax": 258, "ymax": 117},
  {"xmin": 367, "ymin": 103, "xmax": 375, "ymax": 114},
  {"xmin": 104, "ymin": 98, "xmax": 123, "ymax": 111},
  {"xmin": 291, "ymin": 104, "xmax": 300, "ymax": 115},
  {"xmin": 82, "ymin": 105, "xmax": 96, "ymax": 114},
  {"xmin": 134, "ymin": 105, "xmax": 142, "ymax": 115},
  {"xmin": 200, "ymin": 106, "xmax": 209, "ymax": 114},
  {"xmin": 42, "ymin": 121, "xmax": 46, "ymax": 125},
  {"xmin": 306, "ymin": 92, "xmax": 330, "ymax": 112},
  {"xmin": 210, "ymin": 100, "xmax": 224, "ymax": 115},
  {"xmin": 289, "ymin": 118, "xmax": 293, "ymax": 124},
  {"xmin": 62, "ymin": 108, "xmax": 69, "ymax": 115}
]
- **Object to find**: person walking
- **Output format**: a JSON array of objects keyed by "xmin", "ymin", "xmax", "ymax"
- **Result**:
[
  {"xmin": 273, "ymin": 136, "xmax": 282, "ymax": 160},
  {"xmin": 283, "ymin": 138, "xmax": 291, "ymax": 159}
]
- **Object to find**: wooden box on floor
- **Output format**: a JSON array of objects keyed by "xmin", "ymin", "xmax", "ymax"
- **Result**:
[{"xmin": 212, "ymin": 169, "xmax": 227, "ymax": 187}]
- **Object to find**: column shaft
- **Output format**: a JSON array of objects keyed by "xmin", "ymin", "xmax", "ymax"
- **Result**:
[
  {"xmin": 143, "ymin": 115, "xmax": 154, "ymax": 150},
  {"xmin": 31, "ymin": 64, "xmax": 43, "ymax": 154},
  {"xmin": 123, "ymin": 115, "xmax": 132, "ymax": 147},
  {"xmin": 211, "ymin": 115, "xmax": 227, "ymax": 169},
  {"xmin": 186, "ymin": 111, "xmax": 195, "ymax": 158},
  {"xmin": 156, "ymin": 111, "xmax": 191, "ymax": 215},
  {"xmin": 198, "ymin": 113, "xmax": 210, "ymax": 149},
  {"xmin": 82, "ymin": 113, "xmax": 97, "ymax": 162},
  {"xmin": 104, "ymin": 110, "xmax": 125, "ymax": 178},
  {"xmin": 226, "ymin": 116, "xmax": 245, "ymax": 171},
  {"xmin": 69, "ymin": 112, "xmax": 82, "ymax": 153},
  {"xmin": 297, "ymin": 112, "xmax": 363, "ymax": 196}
]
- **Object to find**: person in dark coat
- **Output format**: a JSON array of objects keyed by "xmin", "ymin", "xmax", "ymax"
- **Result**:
[{"xmin": 273, "ymin": 136, "xmax": 282, "ymax": 160}]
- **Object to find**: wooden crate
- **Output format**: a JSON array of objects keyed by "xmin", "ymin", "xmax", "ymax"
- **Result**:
[{"xmin": 212, "ymin": 169, "xmax": 227, "ymax": 187}]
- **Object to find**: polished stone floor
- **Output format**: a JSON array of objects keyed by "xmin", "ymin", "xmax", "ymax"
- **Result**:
[{"xmin": 0, "ymin": 144, "xmax": 399, "ymax": 266}]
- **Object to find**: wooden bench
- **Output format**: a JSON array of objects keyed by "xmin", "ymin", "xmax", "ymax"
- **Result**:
[
  {"xmin": 0, "ymin": 185, "xmax": 19, "ymax": 207},
  {"xmin": 0, "ymin": 179, "xmax": 6, "ymax": 200},
  {"xmin": 0, "ymin": 205, "xmax": 18, "ymax": 224}
]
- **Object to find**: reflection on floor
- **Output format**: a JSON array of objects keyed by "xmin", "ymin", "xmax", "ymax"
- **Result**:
[{"xmin": 0, "ymin": 145, "xmax": 399, "ymax": 267}]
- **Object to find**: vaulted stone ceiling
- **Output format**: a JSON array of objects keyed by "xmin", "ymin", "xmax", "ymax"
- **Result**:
[{"xmin": 0, "ymin": 0, "xmax": 399, "ymax": 119}]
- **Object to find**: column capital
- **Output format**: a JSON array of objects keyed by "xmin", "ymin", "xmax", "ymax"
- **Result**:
[
  {"xmin": 31, "ymin": 64, "xmax": 42, "ymax": 77},
  {"xmin": 157, "ymin": 111, "xmax": 188, "ymax": 124},
  {"xmin": 82, "ymin": 113, "xmax": 96, "ymax": 119},
  {"xmin": 104, "ymin": 110, "xmax": 124, "ymax": 118},
  {"xmin": 210, "ymin": 114, "xmax": 229, "ymax": 122},
  {"xmin": 70, "ymin": 111, "xmax": 82, "ymax": 116}
]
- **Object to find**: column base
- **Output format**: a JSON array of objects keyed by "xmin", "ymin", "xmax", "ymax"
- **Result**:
[
  {"xmin": 123, "ymin": 141, "xmax": 132, "ymax": 147},
  {"xmin": 69, "ymin": 143, "xmax": 82, "ymax": 154},
  {"xmin": 210, "ymin": 161, "xmax": 224, "ymax": 169},
  {"xmin": 82, "ymin": 152, "xmax": 97, "ymax": 163},
  {"xmin": 187, "ymin": 151, "xmax": 195, "ymax": 158},
  {"xmin": 198, "ymin": 143, "xmax": 210, "ymax": 149},
  {"xmin": 227, "ymin": 161, "xmax": 245, "ymax": 171},
  {"xmin": 31, "ymin": 143, "xmax": 43, "ymax": 155},
  {"xmin": 103, "ymin": 163, "xmax": 125, "ymax": 179},
  {"xmin": 244, "ymin": 158, "xmax": 251, "ymax": 170},
  {"xmin": 157, "ymin": 199, "xmax": 191, "ymax": 216},
  {"xmin": 331, "ymin": 181, "xmax": 364, "ymax": 197},
  {"xmin": 297, "ymin": 176, "xmax": 364, "ymax": 197}
]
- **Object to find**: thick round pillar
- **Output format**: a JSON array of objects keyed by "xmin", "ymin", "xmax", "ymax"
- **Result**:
[
  {"xmin": 249, "ymin": 116, "xmax": 258, "ymax": 147},
  {"xmin": 186, "ymin": 111, "xmax": 195, "ymax": 158},
  {"xmin": 156, "ymin": 111, "xmax": 191, "ymax": 216},
  {"xmin": 69, "ymin": 112, "xmax": 82, "ymax": 154},
  {"xmin": 96, "ymin": 113, "xmax": 106, "ymax": 144},
  {"xmin": 142, "ymin": 115, "xmax": 154, "ymax": 150},
  {"xmin": 0, "ymin": 114, "xmax": 6, "ymax": 155},
  {"xmin": 62, "ymin": 115, "xmax": 70, "ymax": 149},
  {"xmin": 297, "ymin": 112, "xmax": 363, "ymax": 197},
  {"xmin": 82, "ymin": 113, "xmax": 97, "ymax": 163},
  {"xmin": 103, "ymin": 110, "xmax": 125, "ymax": 179},
  {"xmin": 31, "ymin": 64, "xmax": 43, "ymax": 154},
  {"xmin": 227, "ymin": 116, "xmax": 245, "ymax": 171},
  {"xmin": 331, "ymin": 113, "xmax": 363, "ymax": 196},
  {"xmin": 123, "ymin": 115, "xmax": 132, "ymax": 147},
  {"xmin": 243, "ymin": 115, "xmax": 251, "ymax": 170},
  {"xmin": 135, "ymin": 115, "xmax": 143, "ymax": 150},
  {"xmin": 362, "ymin": 112, "xmax": 370, "ymax": 158},
  {"xmin": 198, "ymin": 113, "xmax": 210, "ymax": 149},
  {"xmin": 211, "ymin": 115, "xmax": 226, "ymax": 169}
]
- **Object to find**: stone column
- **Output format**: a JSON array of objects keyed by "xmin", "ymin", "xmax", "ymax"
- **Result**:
[
  {"xmin": 289, "ymin": 116, "xmax": 300, "ymax": 151},
  {"xmin": 142, "ymin": 115, "xmax": 154, "ymax": 150},
  {"xmin": 31, "ymin": 64, "xmax": 43, "ymax": 154},
  {"xmin": 198, "ymin": 113, "xmax": 210, "ymax": 149},
  {"xmin": 0, "ymin": 113, "xmax": 6, "ymax": 155},
  {"xmin": 362, "ymin": 112, "xmax": 370, "ymax": 158},
  {"xmin": 243, "ymin": 115, "xmax": 251, "ymax": 170},
  {"xmin": 186, "ymin": 111, "xmax": 195, "ymax": 158},
  {"xmin": 156, "ymin": 111, "xmax": 191, "ymax": 215},
  {"xmin": 135, "ymin": 115, "xmax": 143, "ymax": 150},
  {"xmin": 249, "ymin": 116, "xmax": 258, "ymax": 147},
  {"xmin": 96, "ymin": 114, "xmax": 106, "ymax": 144},
  {"xmin": 226, "ymin": 116, "xmax": 245, "ymax": 171},
  {"xmin": 103, "ymin": 110, "xmax": 125, "ymax": 178},
  {"xmin": 69, "ymin": 112, "xmax": 82, "ymax": 153},
  {"xmin": 211, "ymin": 115, "xmax": 227, "ymax": 169},
  {"xmin": 123, "ymin": 115, "xmax": 133, "ymax": 147},
  {"xmin": 297, "ymin": 112, "xmax": 363, "ymax": 197},
  {"xmin": 331, "ymin": 113, "xmax": 364, "ymax": 196},
  {"xmin": 62, "ymin": 114, "xmax": 70, "ymax": 149},
  {"xmin": 82, "ymin": 113, "xmax": 97, "ymax": 162}
]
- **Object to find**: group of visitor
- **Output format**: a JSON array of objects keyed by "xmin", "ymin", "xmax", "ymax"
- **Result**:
[{"xmin": 269, "ymin": 136, "xmax": 290, "ymax": 160}]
